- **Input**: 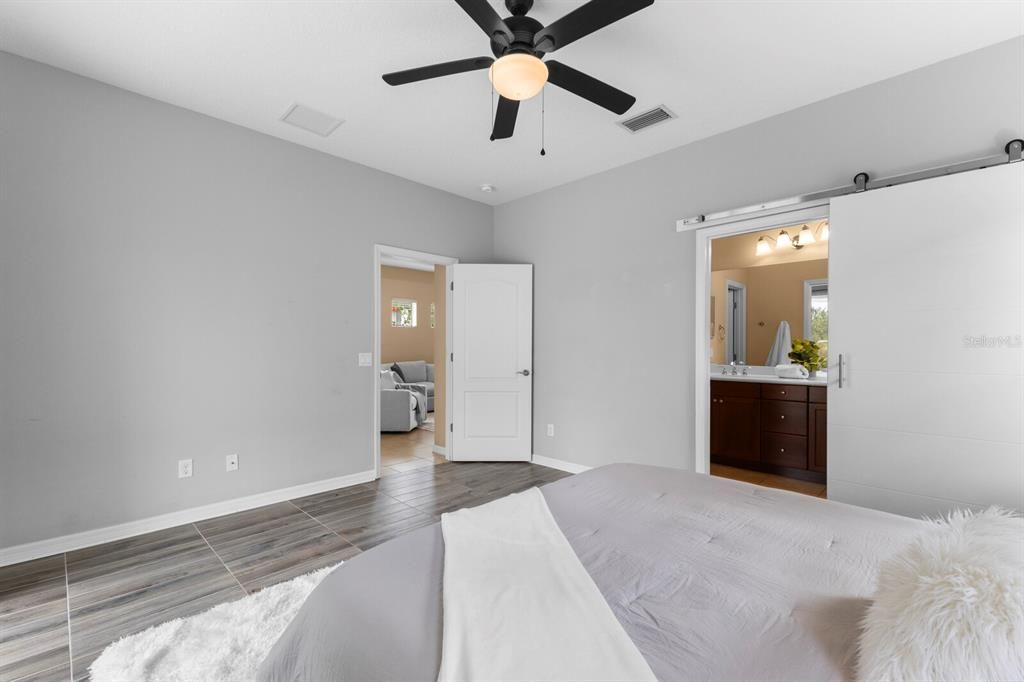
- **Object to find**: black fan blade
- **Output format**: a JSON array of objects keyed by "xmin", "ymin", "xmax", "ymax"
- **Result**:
[
  {"xmin": 534, "ymin": 0, "xmax": 654, "ymax": 52},
  {"xmin": 545, "ymin": 60, "xmax": 635, "ymax": 114},
  {"xmin": 454, "ymin": 0, "xmax": 513, "ymax": 46},
  {"xmin": 490, "ymin": 96, "xmax": 520, "ymax": 140},
  {"xmin": 383, "ymin": 56, "xmax": 494, "ymax": 86}
]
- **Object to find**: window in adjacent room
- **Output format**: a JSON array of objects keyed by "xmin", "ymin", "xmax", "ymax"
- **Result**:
[
  {"xmin": 804, "ymin": 280, "xmax": 828, "ymax": 344},
  {"xmin": 391, "ymin": 298, "xmax": 417, "ymax": 327}
]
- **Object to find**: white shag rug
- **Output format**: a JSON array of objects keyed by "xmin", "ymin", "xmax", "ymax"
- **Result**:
[
  {"xmin": 89, "ymin": 564, "xmax": 339, "ymax": 682},
  {"xmin": 858, "ymin": 507, "xmax": 1024, "ymax": 682}
]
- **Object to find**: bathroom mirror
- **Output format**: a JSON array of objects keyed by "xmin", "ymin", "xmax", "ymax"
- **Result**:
[{"xmin": 709, "ymin": 222, "xmax": 829, "ymax": 367}]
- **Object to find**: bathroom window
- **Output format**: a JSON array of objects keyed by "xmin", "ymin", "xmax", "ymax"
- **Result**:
[
  {"xmin": 391, "ymin": 298, "xmax": 417, "ymax": 328},
  {"xmin": 804, "ymin": 280, "xmax": 828, "ymax": 343}
]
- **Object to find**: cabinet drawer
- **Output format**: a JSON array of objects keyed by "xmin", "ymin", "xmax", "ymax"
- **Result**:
[
  {"xmin": 761, "ymin": 400, "xmax": 807, "ymax": 435},
  {"xmin": 710, "ymin": 380, "xmax": 760, "ymax": 399},
  {"xmin": 761, "ymin": 433, "xmax": 808, "ymax": 469},
  {"xmin": 809, "ymin": 386, "xmax": 827, "ymax": 404},
  {"xmin": 761, "ymin": 384, "xmax": 807, "ymax": 402}
]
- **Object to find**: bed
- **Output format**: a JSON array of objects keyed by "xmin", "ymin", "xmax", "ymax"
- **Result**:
[{"xmin": 258, "ymin": 463, "xmax": 923, "ymax": 681}]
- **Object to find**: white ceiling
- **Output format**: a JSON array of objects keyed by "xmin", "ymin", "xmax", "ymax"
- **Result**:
[{"xmin": 1, "ymin": 1, "xmax": 1021, "ymax": 205}]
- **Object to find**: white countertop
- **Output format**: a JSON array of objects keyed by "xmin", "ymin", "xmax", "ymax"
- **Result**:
[{"xmin": 710, "ymin": 366, "xmax": 828, "ymax": 386}]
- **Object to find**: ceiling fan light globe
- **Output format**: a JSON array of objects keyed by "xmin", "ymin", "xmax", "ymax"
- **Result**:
[{"xmin": 488, "ymin": 54, "xmax": 548, "ymax": 101}]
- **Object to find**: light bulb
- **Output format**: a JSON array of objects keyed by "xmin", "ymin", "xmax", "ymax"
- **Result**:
[
  {"xmin": 776, "ymin": 230, "xmax": 792, "ymax": 249},
  {"xmin": 756, "ymin": 237, "xmax": 771, "ymax": 256},
  {"xmin": 798, "ymin": 224, "xmax": 816, "ymax": 244}
]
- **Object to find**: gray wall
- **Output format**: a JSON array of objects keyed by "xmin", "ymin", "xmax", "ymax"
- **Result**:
[
  {"xmin": 493, "ymin": 37, "xmax": 1024, "ymax": 471},
  {"xmin": 0, "ymin": 53, "xmax": 493, "ymax": 548}
]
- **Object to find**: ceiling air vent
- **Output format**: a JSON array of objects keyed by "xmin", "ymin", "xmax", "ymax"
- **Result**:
[
  {"xmin": 281, "ymin": 103, "xmax": 344, "ymax": 137},
  {"xmin": 619, "ymin": 106, "xmax": 676, "ymax": 133}
]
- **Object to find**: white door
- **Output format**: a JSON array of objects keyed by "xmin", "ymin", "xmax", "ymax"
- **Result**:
[
  {"xmin": 450, "ymin": 264, "xmax": 533, "ymax": 461},
  {"xmin": 828, "ymin": 163, "xmax": 1023, "ymax": 517}
]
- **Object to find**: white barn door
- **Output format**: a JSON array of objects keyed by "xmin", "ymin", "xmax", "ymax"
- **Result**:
[
  {"xmin": 828, "ymin": 163, "xmax": 1023, "ymax": 516},
  {"xmin": 450, "ymin": 264, "xmax": 533, "ymax": 461}
]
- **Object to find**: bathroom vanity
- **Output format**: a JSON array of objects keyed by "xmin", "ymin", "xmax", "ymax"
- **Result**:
[{"xmin": 710, "ymin": 371, "xmax": 826, "ymax": 483}]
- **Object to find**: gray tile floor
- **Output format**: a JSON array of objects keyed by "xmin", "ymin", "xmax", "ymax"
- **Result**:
[{"xmin": 0, "ymin": 461, "xmax": 570, "ymax": 681}]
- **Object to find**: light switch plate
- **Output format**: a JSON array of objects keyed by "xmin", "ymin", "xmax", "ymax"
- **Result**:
[
  {"xmin": 226, "ymin": 454, "xmax": 238, "ymax": 472},
  {"xmin": 546, "ymin": 424, "xmax": 555, "ymax": 437},
  {"xmin": 358, "ymin": 352, "xmax": 372, "ymax": 367},
  {"xmin": 178, "ymin": 459, "xmax": 193, "ymax": 478}
]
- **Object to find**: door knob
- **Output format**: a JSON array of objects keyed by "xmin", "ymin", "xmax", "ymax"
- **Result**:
[{"xmin": 517, "ymin": 369, "xmax": 531, "ymax": 376}]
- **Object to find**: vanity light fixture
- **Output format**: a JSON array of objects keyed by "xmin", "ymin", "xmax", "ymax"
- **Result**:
[{"xmin": 754, "ymin": 221, "xmax": 829, "ymax": 256}]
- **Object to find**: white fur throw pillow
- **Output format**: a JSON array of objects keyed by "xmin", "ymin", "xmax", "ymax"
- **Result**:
[{"xmin": 858, "ymin": 507, "xmax": 1024, "ymax": 682}]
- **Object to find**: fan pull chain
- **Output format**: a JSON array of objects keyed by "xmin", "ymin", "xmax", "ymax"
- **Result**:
[{"xmin": 540, "ymin": 88, "xmax": 546, "ymax": 156}]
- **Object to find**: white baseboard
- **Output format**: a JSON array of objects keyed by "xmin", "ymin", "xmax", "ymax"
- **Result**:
[
  {"xmin": 432, "ymin": 444, "xmax": 448, "ymax": 457},
  {"xmin": 0, "ymin": 469, "xmax": 377, "ymax": 568},
  {"xmin": 532, "ymin": 455, "xmax": 592, "ymax": 474}
]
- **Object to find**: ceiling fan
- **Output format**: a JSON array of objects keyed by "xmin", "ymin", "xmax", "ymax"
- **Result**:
[{"xmin": 382, "ymin": 0, "xmax": 654, "ymax": 141}]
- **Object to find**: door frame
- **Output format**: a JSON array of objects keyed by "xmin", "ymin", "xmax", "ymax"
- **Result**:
[
  {"xmin": 372, "ymin": 245, "xmax": 459, "ymax": 479},
  {"xmin": 724, "ymin": 280, "xmax": 747, "ymax": 364},
  {"xmin": 693, "ymin": 201, "xmax": 830, "ymax": 474}
]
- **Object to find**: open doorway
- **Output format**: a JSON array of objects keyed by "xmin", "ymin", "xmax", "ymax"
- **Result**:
[
  {"xmin": 373, "ymin": 246, "xmax": 457, "ymax": 477},
  {"xmin": 703, "ymin": 218, "xmax": 830, "ymax": 497}
]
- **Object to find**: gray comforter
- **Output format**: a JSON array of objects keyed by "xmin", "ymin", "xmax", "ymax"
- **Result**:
[{"xmin": 258, "ymin": 464, "xmax": 923, "ymax": 681}]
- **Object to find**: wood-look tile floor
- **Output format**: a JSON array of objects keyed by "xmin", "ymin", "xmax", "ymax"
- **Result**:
[
  {"xmin": 711, "ymin": 463, "xmax": 828, "ymax": 498},
  {"xmin": 0, "ymin": 461, "xmax": 570, "ymax": 681}
]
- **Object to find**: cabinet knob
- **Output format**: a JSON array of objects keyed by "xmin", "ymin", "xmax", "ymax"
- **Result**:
[
  {"xmin": 780, "ymin": 448, "xmax": 785, "ymax": 453},
  {"xmin": 781, "ymin": 391, "xmax": 786, "ymax": 395},
  {"xmin": 780, "ymin": 415, "xmax": 786, "ymax": 420}
]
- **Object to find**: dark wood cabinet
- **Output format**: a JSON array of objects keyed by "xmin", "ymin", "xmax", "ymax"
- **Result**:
[
  {"xmin": 711, "ymin": 395, "xmax": 760, "ymax": 462},
  {"xmin": 711, "ymin": 378, "xmax": 826, "ymax": 482},
  {"xmin": 808, "ymin": 402, "xmax": 827, "ymax": 473},
  {"xmin": 762, "ymin": 432, "xmax": 808, "ymax": 469},
  {"xmin": 761, "ymin": 400, "xmax": 808, "ymax": 436}
]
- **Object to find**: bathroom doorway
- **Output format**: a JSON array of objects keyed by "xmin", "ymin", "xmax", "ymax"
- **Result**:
[{"xmin": 700, "ymin": 215, "xmax": 830, "ymax": 498}]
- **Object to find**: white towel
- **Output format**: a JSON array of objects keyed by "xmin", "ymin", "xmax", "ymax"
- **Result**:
[
  {"xmin": 765, "ymin": 320, "xmax": 793, "ymax": 366},
  {"xmin": 437, "ymin": 488, "xmax": 657, "ymax": 682}
]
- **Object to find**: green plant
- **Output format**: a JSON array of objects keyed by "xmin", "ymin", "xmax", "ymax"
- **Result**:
[{"xmin": 789, "ymin": 338, "xmax": 827, "ymax": 372}]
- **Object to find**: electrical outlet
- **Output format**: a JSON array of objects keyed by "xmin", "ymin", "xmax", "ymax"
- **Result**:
[
  {"xmin": 546, "ymin": 423, "xmax": 555, "ymax": 437},
  {"xmin": 178, "ymin": 459, "xmax": 193, "ymax": 479},
  {"xmin": 358, "ymin": 352, "xmax": 372, "ymax": 367},
  {"xmin": 226, "ymin": 454, "xmax": 239, "ymax": 472}
]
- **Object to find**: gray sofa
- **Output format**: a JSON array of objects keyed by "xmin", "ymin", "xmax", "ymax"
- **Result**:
[
  {"xmin": 390, "ymin": 361, "xmax": 435, "ymax": 412},
  {"xmin": 380, "ymin": 370, "xmax": 427, "ymax": 432}
]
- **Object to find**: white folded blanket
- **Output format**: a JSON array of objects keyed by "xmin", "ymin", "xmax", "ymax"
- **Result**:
[{"xmin": 437, "ymin": 487, "xmax": 657, "ymax": 682}]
